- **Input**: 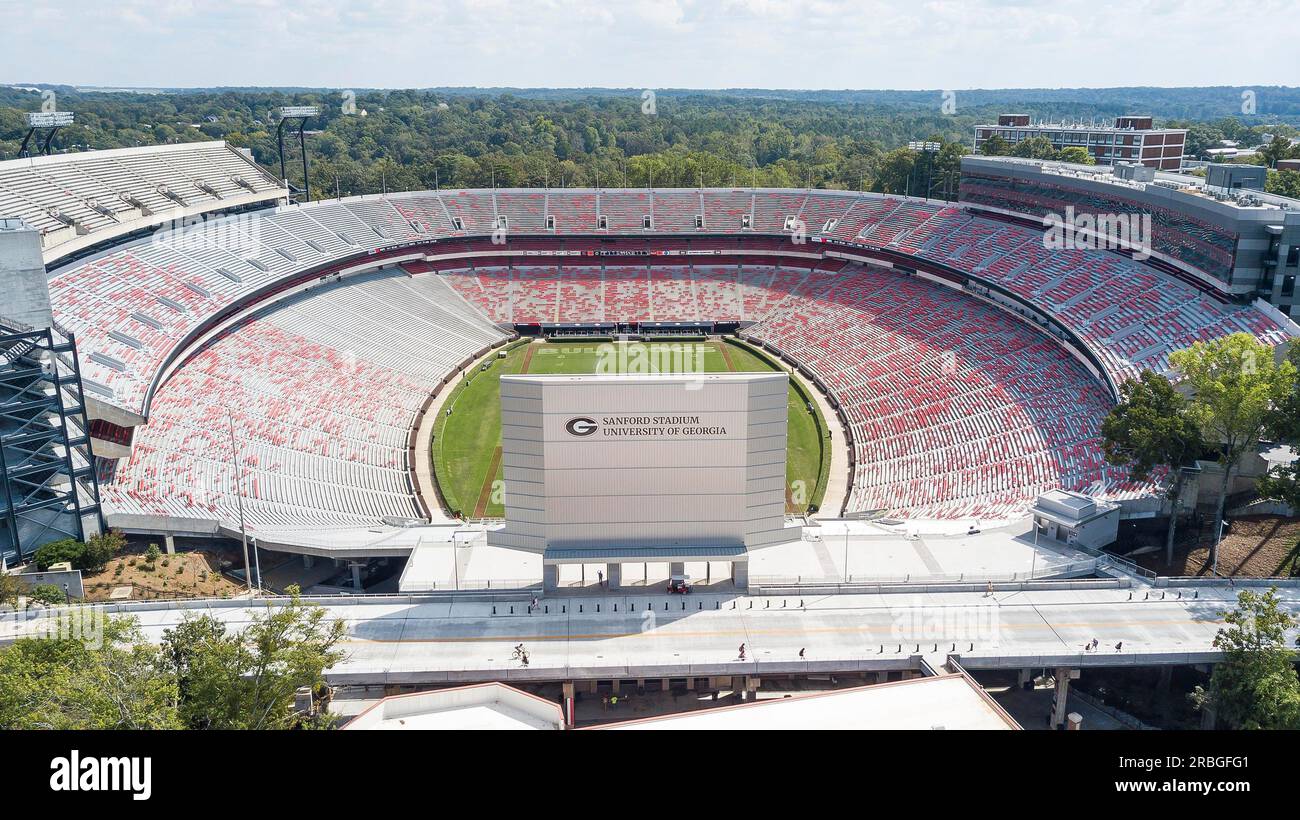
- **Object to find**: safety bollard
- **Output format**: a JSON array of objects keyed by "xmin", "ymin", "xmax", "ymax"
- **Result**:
[
  {"xmin": 613, "ymin": 604, "xmax": 617, "ymax": 612},
  {"xmin": 715, "ymin": 601, "xmax": 720, "ymax": 609},
  {"xmin": 492, "ymin": 606, "xmax": 497, "ymax": 615},
  {"xmin": 664, "ymin": 602, "xmax": 668, "ymax": 611},
  {"xmin": 1194, "ymin": 591, "xmax": 1199, "ymax": 599},
  {"xmin": 596, "ymin": 604, "xmax": 600, "ymax": 613},
  {"xmin": 681, "ymin": 601, "xmax": 685, "ymax": 610},
  {"xmin": 562, "ymin": 605, "xmax": 567, "ymax": 613},
  {"xmin": 510, "ymin": 606, "xmax": 514, "ymax": 614},
  {"xmin": 765, "ymin": 600, "xmax": 769, "ymax": 608},
  {"xmin": 579, "ymin": 604, "xmax": 583, "ymax": 613}
]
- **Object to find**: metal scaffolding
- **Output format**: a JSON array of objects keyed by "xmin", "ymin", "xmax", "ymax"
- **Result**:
[{"xmin": 0, "ymin": 319, "xmax": 103, "ymax": 565}]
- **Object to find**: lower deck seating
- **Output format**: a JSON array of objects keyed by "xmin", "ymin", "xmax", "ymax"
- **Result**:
[
  {"xmin": 744, "ymin": 265, "xmax": 1149, "ymax": 520},
  {"xmin": 100, "ymin": 270, "xmax": 506, "ymax": 533}
]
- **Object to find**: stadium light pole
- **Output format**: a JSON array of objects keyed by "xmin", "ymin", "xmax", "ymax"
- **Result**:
[
  {"xmin": 277, "ymin": 106, "xmax": 319, "ymax": 204},
  {"xmin": 19, "ymin": 111, "xmax": 74, "ymax": 159},
  {"xmin": 225, "ymin": 410, "xmax": 254, "ymax": 594}
]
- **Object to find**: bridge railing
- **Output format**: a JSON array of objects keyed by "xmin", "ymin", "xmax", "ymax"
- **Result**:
[{"xmin": 749, "ymin": 559, "xmax": 1099, "ymax": 588}]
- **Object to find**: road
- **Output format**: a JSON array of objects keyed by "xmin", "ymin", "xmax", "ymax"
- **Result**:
[{"xmin": 6, "ymin": 581, "xmax": 1297, "ymax": 683}]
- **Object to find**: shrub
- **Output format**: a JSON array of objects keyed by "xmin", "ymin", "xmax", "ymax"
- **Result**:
[
  {"xmin": 33, "ymin": 539, "xmax": 84, "ymax": 571},
  {"xmin": 28, "ymin": 584, "xmax": 67, "ymax": 605},
  {"xmin": 80, "ymin": 530, "xmax": 126, "ymax": 573},
  {"xmin": 145, "ymin": 544, "xmax": 162, "ymax": 565}
]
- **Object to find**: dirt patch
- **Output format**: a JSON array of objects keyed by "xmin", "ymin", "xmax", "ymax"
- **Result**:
[
  {"xmin": 472, "ymin": 446, "xmax": 504, "ymax": 518},
  {"xmin": 82, "ymin": 550, "xmax": 245, "ymax": 601},
  {"xmin": 715, "ymin": 340, "xmax": 737, "ymax": 372},
  {"xmin": 520, "ymin": 343, "xmax": 536, "ymax": 373},
  {"xmin": 1133, "ymin": 514, "xmax": 1300, "ymax": 578}
]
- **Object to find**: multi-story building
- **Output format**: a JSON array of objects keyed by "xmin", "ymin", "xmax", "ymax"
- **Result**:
[{"xmin": 973, "ymin": 115, "xmax": 1187, "ymax": 170}]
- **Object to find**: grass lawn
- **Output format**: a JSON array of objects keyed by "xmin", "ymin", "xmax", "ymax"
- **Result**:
[{"xmin": 431, "ymin": 338, "xmax": 830, "ymax": 518}]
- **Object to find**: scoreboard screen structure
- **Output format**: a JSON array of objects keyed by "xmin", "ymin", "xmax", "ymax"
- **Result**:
[{"xmin": 489, "ymin": 373, "xmax": 795, "ymax": 556}]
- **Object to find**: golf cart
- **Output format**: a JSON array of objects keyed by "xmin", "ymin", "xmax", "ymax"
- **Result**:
[{"xmin": 667, "ymin": 574, "xmax": 692, "ymax": 594}]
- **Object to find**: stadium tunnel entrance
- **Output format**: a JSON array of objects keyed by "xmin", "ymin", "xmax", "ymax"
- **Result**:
[{"xmin": 541, "ymin": 547, "xmax": 750, "ymax": 593}]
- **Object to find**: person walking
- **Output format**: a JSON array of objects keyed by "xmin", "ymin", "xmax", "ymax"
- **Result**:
[
  {"xmin": 598, "ymin": 570, "xmax": 604, "ymax": 587},
  {"xmin": 799, "ymin": 648, "xmax": 806, "ymax": 660},
  {"xmin": 738, "ymin": 643, "xmax": 746, "ymax": 660},
  {"xmin": 1114, "ymin": 641, "xmax": 1123, "ymax": 652}
]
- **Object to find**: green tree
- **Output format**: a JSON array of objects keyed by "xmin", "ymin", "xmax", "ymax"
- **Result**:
[
  {"xmin": 1170, "ymin": 334, "xmax": 1297, "ymax": 571},
  {"xmin": 980, "ymin": 134, "xmax": 1010, "ymax": 156},
  {"xmin": 0, "ymin": 615, "xmax": 180, "ymax": 730},
  {"xmin": 1011, "ymin": 135, "xmax": 1058, "ymax": 160},
  {"xmin": 1266, "ymin": 169, "xmax": 1300, "ymax": 200},
  {"xmin": 160, "ymin": 589, "xmax": 346, "ymax": 730},
  {"xmin": 1101, "ymin": 370, "xmax": 1205, "ymax": 565},
  {"xmin": 81, "ymin": 530, "xmax": 126, "ymax": 574},
  {"xmin": 1192, "ymin": 588, "xmax": 1300, "ymax": 729},
  {"xmin": 1056, "ymin": 146, "xmax": 1095, "ymax": 165}
]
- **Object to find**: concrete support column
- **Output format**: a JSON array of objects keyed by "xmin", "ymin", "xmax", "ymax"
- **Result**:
[
  {"xmin": 606, "ymin": 563, "xmax": 622, "ymax": 590},
  {"xmin": 303, "ymin": 554, "xmax": 315, "ymax": 569},
  {"xmin": 543, "ymin": 564, "xmax": 559, "ymax": 593},
  {"xmin": 1018, "ymin": 668, "xmax": 1033, "ymax": 690},
  {"xmin": 876, "ymin": 671, "xmax": 890, "ymax": 684},
  {"xmin": 350, "ymin": 562, "xmax": 364, "ymax": 591},
  {"xmin": 562, "ymin": 682, "xmax": 576, "ymax": 729},
  {"xmin": 732, "ymin": 559, "xmax": 749, "ymax": 590},
  {"xmin": 1050, "ymin": 667, "xmax": 1074, "ymax": 729},
  {"xmin": 742, "ymin": 676, "xmax": 760, "ymax": 702},
  {"xmin": 1158, "ymin": 665, "xmax": 1173, "ymax": 692},
  {"xmin": 1201, "ymin": 705, "xmax": 1217, "ymax": 730},
  {"xmin": 164, "ymin": 534, "xmax": 176, "ymax": 555}
]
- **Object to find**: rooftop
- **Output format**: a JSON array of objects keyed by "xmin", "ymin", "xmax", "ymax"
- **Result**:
[
  {"xmin": 342, "ymin": 682, "xmax": 565, "ymax": 730},
  {"xmin": 964, "ymin": 155, "xmax": 1300, "ymax": 214},
  {"xmin": 597, "ymin": 674, "xmax": 1021, "ymax": 730}
]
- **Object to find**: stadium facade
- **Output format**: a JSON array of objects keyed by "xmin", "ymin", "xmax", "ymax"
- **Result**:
[
  {"xmin": 490, "ymin": 373, "xmax": 796, "ymax": 587},
  {"xmin": 1, "ymin": 141, "xmax": 1297, "ymax": 562}
]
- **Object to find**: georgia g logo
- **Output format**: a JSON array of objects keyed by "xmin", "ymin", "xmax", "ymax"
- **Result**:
[{"xmin": 565, "ymin": 417, "xmax": 598, "ymax": 437}]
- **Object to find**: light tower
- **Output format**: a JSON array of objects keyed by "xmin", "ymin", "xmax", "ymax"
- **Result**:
[
  {"xmin": 906, "ymin": 141, "xmax": 941, "ymax": 199},
  {"xmin": 18, "ymin": 111, "xmax": 74, "ymax": 158},
  {"xmin": 277, "ymin": 106, "xmax": 319, "ymax": 203}
]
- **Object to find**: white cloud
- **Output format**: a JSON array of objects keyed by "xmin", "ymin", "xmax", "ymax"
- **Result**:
[{"xmin": 0, "ymin": 0, "xmax": 1295, "ymax": 89}]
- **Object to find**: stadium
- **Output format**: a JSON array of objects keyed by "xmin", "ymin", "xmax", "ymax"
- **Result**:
[{"xmin": 2, "ymin": 139, "xmax": 1299, "ymax": 592}]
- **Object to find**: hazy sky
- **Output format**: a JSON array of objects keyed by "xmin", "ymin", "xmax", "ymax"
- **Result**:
[{"xmin": 3, "ymin": 0, "xmax": 1296, "ymax": 90}]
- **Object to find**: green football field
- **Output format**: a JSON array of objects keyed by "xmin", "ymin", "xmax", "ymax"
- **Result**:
[{"xmin": 431, "ymin": 338, "xmax": 830, "ymax": 518}]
